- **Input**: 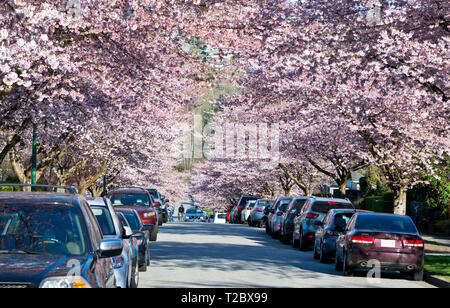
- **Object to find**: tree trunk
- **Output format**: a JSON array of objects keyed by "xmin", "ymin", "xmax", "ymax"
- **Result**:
[{"xmin": 393, "ymin": 188, "xmax": 407, "ymax": 215}]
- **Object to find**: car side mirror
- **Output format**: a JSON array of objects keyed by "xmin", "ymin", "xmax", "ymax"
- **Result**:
[
  {"xmin": 98, "ymin": 239, "xmax": 123, "ymax": 258},
  {"xmin": 133, "ymin": 231, "xmax": 145, "ymax": 238},
  {"xmin": 122, "ymin": 226, "xmax": 133, "ymax": 239}
]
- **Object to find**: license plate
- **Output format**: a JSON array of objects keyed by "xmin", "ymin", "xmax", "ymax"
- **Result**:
[{"xmin": 381, "ymin": 239, "xmax": 396, "ymax": 248}]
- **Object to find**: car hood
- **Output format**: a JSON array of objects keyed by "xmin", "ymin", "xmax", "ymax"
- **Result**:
[{"xmin": 0, "ymin": 254, "xmax": 89, "ymax": 287}]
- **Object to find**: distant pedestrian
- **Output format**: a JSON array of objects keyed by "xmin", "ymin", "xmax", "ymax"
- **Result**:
[{"xmin": 178, "ymin": 204, "xmax": 185, "ymax": 222}]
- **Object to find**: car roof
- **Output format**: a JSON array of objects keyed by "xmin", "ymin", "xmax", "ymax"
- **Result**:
[
  {"xmin": 310, "ymin": 197, "xmax": 352, "ymax": 203},
  {"xmin": 0, "ymin": 191, "xmax": 79, "ymax": 204},
  {"xmin": 355, "ymin": 212, "xmax": 409, "ymax": 218},
  {"xmin": 330, "ymin": 208, "xmax": 369, "ymax": 214},
  {"xmin": 86, "ymin": 197, "xmax": 107, "ymax": 206}
]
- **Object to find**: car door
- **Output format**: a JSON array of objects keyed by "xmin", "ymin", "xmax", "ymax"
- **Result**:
[{"xmin": 81, "ymin": 200, "xmax": 116, "ymax": 288}]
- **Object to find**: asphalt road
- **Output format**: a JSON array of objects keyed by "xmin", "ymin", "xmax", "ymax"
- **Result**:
[{"xmin": 139, "ymin": 221, "xmax": 433, "ymax": 288}]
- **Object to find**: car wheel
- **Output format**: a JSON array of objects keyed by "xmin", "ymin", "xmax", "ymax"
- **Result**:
[
  {"xmin": 131, "ymin": 263, "xmax": 139, "ymax": 288},
  {"xmin": 313, "ymin": 240, "xmax": 320, "ymax": 259},
  {"xmin": 412, "ymin": 268, "xmax": 424, "ymax": 281},
  {"xmin": 343, "ymin": 252, "xmax": 354, "ymax": 277},
  {"xmin": 151, "ymin": 227, "xmax": 158, "ymax": 242},
  {"xmin": 335, "ymin": 251, "xmax": 343, "ymax": 271},
  {"xmin": 319, "ymin": 243, "xmax": 326, "ymax": 263},
  {"xmin": 299, "ymin": 229, "xmax": 307, "ymax": 251}
]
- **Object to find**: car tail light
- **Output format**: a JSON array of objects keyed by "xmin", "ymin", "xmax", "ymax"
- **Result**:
[
  {"xmin": 154, "ymin": 202, "xmax": 161, "ymax": 207},
  {"xmin": 351, "ymin": 235, "xmax": 374, "ymax": 244},
  {"xmin": 255, "ymin": 209, "xmax": 262, "ymax": 213},
  {"xmin": 402, "ymin": 239, "xmax": 424, "ymax": 247},
  {"xmin": 306, "ymin": 213, "xmax": 319, "ymax": 219}
]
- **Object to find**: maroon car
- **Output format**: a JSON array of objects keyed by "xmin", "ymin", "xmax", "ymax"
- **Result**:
[
  {"xmin": 335, "ymin": 213, "xmax": 424, "ymax": 281},
  {"xmin": 109, "ymin": 188, "xmax": 159, "ymax": 241}
]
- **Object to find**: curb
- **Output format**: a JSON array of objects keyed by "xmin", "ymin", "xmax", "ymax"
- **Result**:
[{"xmin": 425, "ymin": 273, "xmax": 450, "ymax": 288}]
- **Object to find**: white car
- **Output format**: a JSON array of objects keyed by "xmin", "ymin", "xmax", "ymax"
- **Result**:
[
  {"xmin": 241, "ymin": 200, "xmax": 257, "ymax": 224},
  {"xmin": 214, "ymin": 213, "xmax": 227, "ymax": 224}
]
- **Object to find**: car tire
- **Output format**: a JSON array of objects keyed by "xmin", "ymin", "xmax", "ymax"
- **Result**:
[
  {"xmin": 292, "ymin": 233, "xmax": 299, "ymax": 248},
  {"xmin": 412, "ymin": 268, "xmax": 424, "ymax": 281},
  {"xmin": 299, "ymin": 229, "xmax": 307, "ymax": 251},
  {"xmin": 131, "ymin": 264, "xmax": 139, "ymax": 288},
  {"xmin": 343, "ymin": 252, "xmax": 354, "ymax": 277},
  {"xmin": 319, "ymin": 243, "xmax": 327, "ymax": 263},
  {"xmin": 335, "ymin": 251, "xmax": 343, "ymax": 271},
  {"xmin": 151, "ymin": 227, "xmax": 158, "ymax": 242},
  {"xmin": 313, "ymin": 247, "xmax": 320, "ymax": 259}
]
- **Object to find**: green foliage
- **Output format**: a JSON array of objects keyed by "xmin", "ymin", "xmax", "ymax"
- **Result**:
[
  {"xmin": 424, "ymin": 255, "xmax": 450, "ymax": 281},
  {"xmin": 360, "ymin": 192, "xmax": 394, "ymax": 213}
]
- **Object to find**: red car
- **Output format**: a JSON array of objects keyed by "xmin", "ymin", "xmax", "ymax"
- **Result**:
[
  {"xmin": 335, "ymin": 212, "xmax": 424, "ymax": 281},
  {"xmin": 226, "ymin": 205, "xmax": 235, "ymax": 223},
  {"xmin": 109, "ymin": 188, "xmax": 159, "ymax": 241}
]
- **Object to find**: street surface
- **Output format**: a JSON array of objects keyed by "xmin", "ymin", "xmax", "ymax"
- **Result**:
[{"xmin": 140, "ymin": 222, "xmax": 433, "ymax": 288}]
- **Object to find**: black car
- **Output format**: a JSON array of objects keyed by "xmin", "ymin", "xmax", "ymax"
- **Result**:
[
  {"xmin": 280, "ymin": 197, "xmax": 311, "ymax": 245},
  {"xmin": 115, "ymin": 208, "xmax": 150, "ymax": 272},
  {"xmin": 231, "ymin": 196, "xmax": 260, "ymax": 224},
  {"xmin": 0, "ymin": 184, "xmax": 122, "ymax": 288},
  {"xmin": 293, "ymin": 197, "xmax": 354, "ymax": 251},
  {"xmin": 313, "ymin": 209, "xmax": 370, "ymax": 263}
]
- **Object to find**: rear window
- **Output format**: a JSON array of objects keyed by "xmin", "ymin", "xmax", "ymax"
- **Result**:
[
  {"xmin": 121, "ymin": 212, "xmax": 141, "ymax": 231},
  {"xmin": 239, "ymin": 197, "xmax": 259, "ymax": 206},
  {"xmin": 91, "ymin": 206, "xmax": 116, "ymax": 236},
  {"xmin": 217, "ymin": 214, "xmax": 226, "ymax": 219},
  {"xmin": 257, "ymin": 200, "xmax": 273, "ymax": 207},
  {"xmin": 110, "ymin": 193, "xmax": 150, "ymax": 207},
  {"xmin": 293, "ymin": 199, "xmax": 308, "ymax": 211},
  {"xmin": 311, "ymin": 201, "xmax": 353, "ymax": 213},
  {"xmin": 355, "ymin": 215, "xmax": 417, "ymax": 233}
]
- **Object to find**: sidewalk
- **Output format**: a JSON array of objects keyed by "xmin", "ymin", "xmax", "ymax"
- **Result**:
[{"xmin": 422, "ymin": 234, "xmax": 450, "ymax": 247}]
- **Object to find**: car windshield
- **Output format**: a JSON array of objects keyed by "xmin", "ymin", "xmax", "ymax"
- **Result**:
[
  {"xmin": 356, "ymin": 215, "xmax": 418, "ymax": 233},
  {"xmin": 110, "ymin": 193, "xmax": 150, "ymax": 207},
  {"xmin": 0, "ymin": 203, "xmax": 87, "ymax": 256},
  {"xmin": 186, "ymin": 209, "xmax": 203, "ymax": 214},
  {"xmin": 333, "ymin": 213, "xmax": 355, "ymax": 226},
  {"xmin": 121, "ymin": 212, "xmax": 141, "ymax": 231},
  {"xmin": 147, "ymin": 189, "xmax": 159, "ymax": 200},
  {"xmin": 217, "ymin": 214, "xmax": 226, "ymax": 219},
  {"xmin": 311, "ymin": 201, "xmax": 353, "ymax": 213},
  {"xmin": 91, "ymin": 206, "xmax": 116, "ymax": 236}
]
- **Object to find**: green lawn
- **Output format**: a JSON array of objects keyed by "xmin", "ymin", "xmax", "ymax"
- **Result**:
[{"xmin": 425, "ymin": 255, "xmax": 450, "ymax": 281}]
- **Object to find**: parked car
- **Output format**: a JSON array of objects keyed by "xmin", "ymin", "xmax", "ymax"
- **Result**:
[
  {"xmin": 293, "ymin": 197, "xmax": 354, "ymax": 251},
  {"xmin": 313, "ymin": 209, "xmax": 370, "ymax": 263},
  {"xmin": 87, "ymin": 197, "xmax": 139, "ymax": 288},
  {"xmin": 267, "ymin": 197, "xmax": 293, "ymax": 238},
  {"xmin": 335, "ymin": 212, "xmax": 425, "ymax": 280},
  {"xmin": 146, "ymin": 188, "xmax": 167, "ymax": 225},
  {"xmin": 184, "ymin": 208, "xmax": 206, "ymax": 222},
  {"xmin": 214, "ymin": 213, "xmax": 227, "ymax": 224},
  {"xmin": 115, "ymin": 209, "xmax": 150, "ymax": 272},
  {"xmin": 0, "ymin": 184, "xmax": 122, "ymax": 288},
  {"xmin": 280, "ymin": 197, "xmax": 311, "ymax": 245},
  {"xmin": 231, "ymin": 196, "xmax": 260, "ymax": 224},
  {"xmin": 241, "ymin": 200, "xmax": 257, "ymax": 224},
  {"xmin": 109, "ymin": 188, "xmax": 158, "ymax": 241},
  {"xmin": 226, "ymin": 205, "xmax": 234, "ymax": 223},
  {"xmin": 249, "ymin": 199, "xmax": 274, "ymax": 228}
]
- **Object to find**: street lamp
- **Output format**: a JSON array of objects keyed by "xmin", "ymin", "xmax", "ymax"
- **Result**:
[{"xmin": 31, "ymin": 122, "xmax": 37, "ymax": 190}]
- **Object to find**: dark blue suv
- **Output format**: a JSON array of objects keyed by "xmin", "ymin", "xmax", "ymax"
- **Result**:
[{"xmin": 0, "ymin": 184, "xmax": 123, "ymax": 288}]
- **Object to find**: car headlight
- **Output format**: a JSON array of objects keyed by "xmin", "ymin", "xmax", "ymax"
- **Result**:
[
  {"xmin": 143, "ymin": 212, "xmax": 155, "ymax": 218},
  {"xmin": 39, "ymin": 276, "xmax": 91, "ymax": 288}
]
